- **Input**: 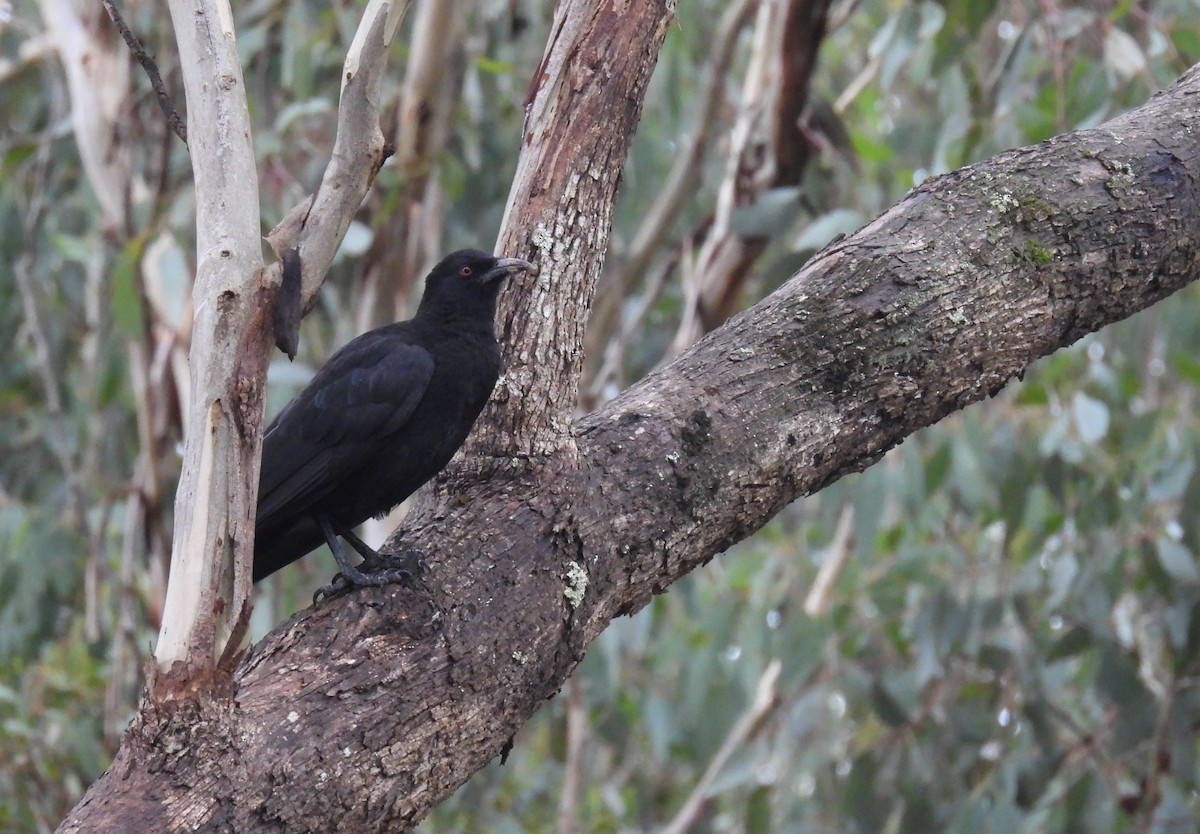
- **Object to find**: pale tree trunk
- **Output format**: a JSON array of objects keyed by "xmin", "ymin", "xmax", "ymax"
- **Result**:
[
  {"xmin": 152, "ymin": 0, "xmax": 413, "ymax": 689},
  {"xmin": 57, "ymin": 0, "xmax": 1200, "ymax": 829},
  {"xmin": 152, "ymin": 0, "xmax": 266, "ymax": 681}
]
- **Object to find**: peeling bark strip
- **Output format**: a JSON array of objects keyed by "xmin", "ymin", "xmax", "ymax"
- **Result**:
[{"xmin": 58, "ymin": 64, "xmax": 1200, "ymax": 832}]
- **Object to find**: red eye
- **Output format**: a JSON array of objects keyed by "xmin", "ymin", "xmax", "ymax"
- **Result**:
[{"xmin": 459, "ymin": 266, "xmax": 473, "ymax": 276}]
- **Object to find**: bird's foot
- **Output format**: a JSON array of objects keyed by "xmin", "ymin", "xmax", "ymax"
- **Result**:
[{"xmin": 312, "ymin": 548, "xmax": 425, "ymax": 604}]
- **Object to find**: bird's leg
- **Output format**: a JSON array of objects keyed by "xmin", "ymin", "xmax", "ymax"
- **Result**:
[
  {"xmin": 312, "ymin": 514, "xmax": 423, "ymax": 603},
  {"xmin": 328, "ymin": 517, "xmax": 425, "ymax": 576},
  {"xmin": 334, "ymin": 524, "xmax": 392, "ymax": 569}
]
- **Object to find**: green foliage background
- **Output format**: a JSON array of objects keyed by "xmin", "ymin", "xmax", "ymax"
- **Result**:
[{"xmin": 4, "ymin": 0, "xmax": 1200, "ymax": 831}]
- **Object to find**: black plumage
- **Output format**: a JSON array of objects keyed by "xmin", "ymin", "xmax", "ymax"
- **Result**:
[{"xmin": 253, "ymin": 249, "xmax": 533, "ymax": 591}]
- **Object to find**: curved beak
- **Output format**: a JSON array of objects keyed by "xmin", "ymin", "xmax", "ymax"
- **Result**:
[{"xmin": 483, "ymin": 256, "xmax": 536, "ymax": 283}]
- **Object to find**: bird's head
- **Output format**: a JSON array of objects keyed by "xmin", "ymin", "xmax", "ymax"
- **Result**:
[{"xmin": 418, "ymin": 248, "xmax": 536, "ymax": 320}]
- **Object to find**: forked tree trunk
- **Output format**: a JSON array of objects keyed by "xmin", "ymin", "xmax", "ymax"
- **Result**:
[{"xmin": 57, "ymin": 11, "xmax": 1200, "ymax": 833}]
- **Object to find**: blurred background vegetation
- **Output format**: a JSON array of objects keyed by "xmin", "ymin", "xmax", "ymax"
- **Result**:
[{"xmin": 4, "ymin": 0, "xmax": 1200, "ymax": 831}]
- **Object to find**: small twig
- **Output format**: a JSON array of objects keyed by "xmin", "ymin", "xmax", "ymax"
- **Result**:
[
  {"xmin": 658, "ymin": 661, "xmax": 782, "ymax": 834},
  {"xmin": 802, "ymin": 504, "xmax": 854, "ymax": 617},
  {"xmin": 102, "ymin": 0, "xmax": 187, "ymax": 143},
  {"xmin": 554, "ymin": 676, "xmax": 587, "ymax": 834}
]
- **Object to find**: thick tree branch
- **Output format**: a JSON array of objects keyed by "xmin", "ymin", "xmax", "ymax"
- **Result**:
[{"xmin": 59, "ymin": 64, "xmax": 1200, "ymax": 834}]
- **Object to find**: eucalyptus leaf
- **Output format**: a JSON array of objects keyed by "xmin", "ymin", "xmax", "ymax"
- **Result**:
[{"xmin": 1071, "ymin": 392, "xmax": 1109, "ymax": 444}]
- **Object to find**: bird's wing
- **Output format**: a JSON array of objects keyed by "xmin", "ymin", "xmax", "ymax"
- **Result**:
[{"xmin": 256, "ymin": 332, "xmax": 435, "ymax": 528}]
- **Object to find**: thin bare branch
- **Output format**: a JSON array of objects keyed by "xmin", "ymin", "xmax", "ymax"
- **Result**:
[
  {"xmin": 356, "ymin": 0, "xmax": 471, "ymax": 333},
  {"xmin": 265, "ymin": 0, "xmax": 413, "ymax": 309},
  {"xmin": 101, "ymin": 0, "xmax": 187, "ymax": 143},
  {"xmin": 803, "ymin": 505, "xmax": 854, "ymax": 617},
  {"xmin": 591, "ymin": 0, "xmax": 758, "ymax": 348},
  {"xmin": 38, "ymin": 0, "xmax": 133, "ymax": 229},
  {"xmin": 630, "ymin": 0, "xmax": 757, "ymax": 272},
  {"xmin": 670, "ymin": 0, "xmax": 833, "ymax": 355},
  {"xmin": 586, "ymin": 246, "xmax": 677, "ymax": 403},
  {"xmin": 659, "ymin": 662, "xmax": 781, "ymax": 834},
  {"xmin": 554, "ymin": 677, "xmax": 588, "ymax": 834}
]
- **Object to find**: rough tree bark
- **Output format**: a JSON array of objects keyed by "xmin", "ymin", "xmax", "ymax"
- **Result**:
[{"xmin": 58, "ymin": 12, "xmax": 1200, "ymax": 834}]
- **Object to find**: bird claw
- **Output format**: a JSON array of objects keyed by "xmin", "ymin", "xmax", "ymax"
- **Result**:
[{"xmin": 311, "ymin": 549, "xmax": 424, "ymax": 604}]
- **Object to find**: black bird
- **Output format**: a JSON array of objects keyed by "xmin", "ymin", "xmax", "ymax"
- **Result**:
[{"xmin": 253, "ymin": 249, "xmax": 534, "ymax": 594}]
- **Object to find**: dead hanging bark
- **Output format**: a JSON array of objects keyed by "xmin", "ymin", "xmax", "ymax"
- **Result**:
[{"xmin": 58, "ymin": 53, "xmax": 1200, "ymax": 833}]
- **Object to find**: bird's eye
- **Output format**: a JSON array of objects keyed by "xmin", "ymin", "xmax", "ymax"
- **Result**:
[{"xmin": 459, "ymin": 266, "xmax": 473, "ymax": 277}]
